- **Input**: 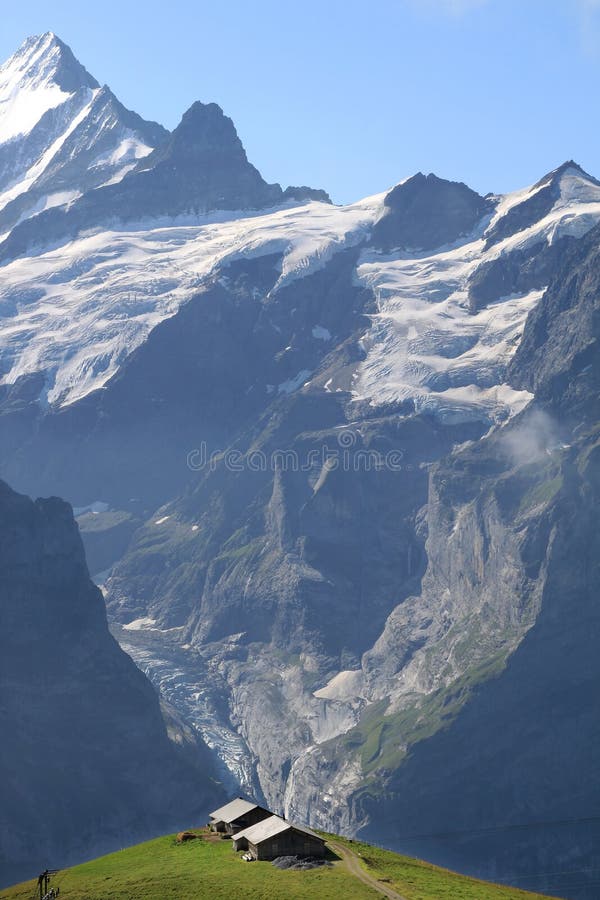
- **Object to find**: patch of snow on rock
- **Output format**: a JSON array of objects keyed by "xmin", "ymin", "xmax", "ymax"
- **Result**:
[
  {"xmin": 122, "ymin": 617, "xmax": 157, "ymax": 631},
  {"xmin": 312, "ymin": 325, "xmax": 331, "ymax": 341},
  {"xmin": 278, "ymin": 370, "xmax": 312, "ymax": 394}
]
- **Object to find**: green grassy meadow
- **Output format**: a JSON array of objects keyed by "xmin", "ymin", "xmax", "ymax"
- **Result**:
[
  {"xmin": 331, "ymin": 836, "xmax": 557, "ymax": 900},
  {"xmin": 0, "ymin": 830, "xmax": 557, "ymax": 900}
]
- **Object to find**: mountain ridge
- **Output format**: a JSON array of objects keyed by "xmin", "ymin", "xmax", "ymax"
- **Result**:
[{"xmin": 0, "ymin": 34, "xmax": 330, "ymax": 261}]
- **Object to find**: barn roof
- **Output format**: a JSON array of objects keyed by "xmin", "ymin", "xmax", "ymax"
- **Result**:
[
  {"xmin": 234, "ymin": 814, "xmax": 323, "ymax": 846},
  {"xmin": 209, "ymin": 797, "xmax": 264, "ymax": 824}
]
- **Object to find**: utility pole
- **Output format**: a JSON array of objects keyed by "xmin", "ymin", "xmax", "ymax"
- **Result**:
[{"xmin": 37, "ymin": 868, "xmax": 59, "ymax": 899}]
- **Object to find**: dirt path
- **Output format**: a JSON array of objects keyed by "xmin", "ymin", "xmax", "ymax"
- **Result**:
[{"xmin": 328, "ymin": 840, "xmax": 408, "ymax": 900}]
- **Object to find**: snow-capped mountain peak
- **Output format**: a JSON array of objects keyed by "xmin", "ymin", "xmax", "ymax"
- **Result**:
[
  {"xmin": 544, "ymin": 160, "xmax": 600, "ymax": 206},
  {"xmin": 0, "ymin": 34, "xmax": 168, "ymax": 236},
  {"xmin": 0, "ymin": 32, "xmax": 97, "ymax": 144},
  {"xmin": 1, "ymin": 36, "xmax": 600, "ymax": 430},
  {"xmin": 484, "ymin": 160, "xmax": 600, "ymax": 248}
]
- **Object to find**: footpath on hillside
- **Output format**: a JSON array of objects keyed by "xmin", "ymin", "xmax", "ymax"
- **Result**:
[{"xmin": 328, "ymin": 840, "xmax": 407, "ymax": 900}]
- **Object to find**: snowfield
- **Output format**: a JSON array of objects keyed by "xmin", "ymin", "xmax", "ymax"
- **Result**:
[
  {"xmin": 1, "ymin": 165, "xmax": 600, "ymax": 417},
  {"xmin": 354, "ymin": 164, "xmax": 600, "ymax": 422},
  {"xmin": 2, "ymin": 31, "xmax": 600, "ymax": 424},
  {"xmin": 0, "ymin": 195, "xmax": 383, "ymax": 405}
]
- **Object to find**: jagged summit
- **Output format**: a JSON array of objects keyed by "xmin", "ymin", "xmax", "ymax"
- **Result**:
[
  {"xmin": 0, "ymin": 33, "xmax": 98, "ymax": 143},
  {"xmin": 372, "ymin": 171, "xmax": 493, "ymax": 252},
  {"xmin": 26, "ymin": 32, "xmax": 98, "ymax": 93},
  {"xmin": 0, "ymin": 91, "xmax": 333, "ymax": 264},
  {"xmin": 533, "ymin": 159, "xmax": 600, "ymax": 191},
  {"xmin": 0, "ymin": 32, "xmax": 329, "ymax": 258},
  {"xmin": 148, "ymin": 101, "xmax": 249, "ymax": 166},
  {"xmin": 118, "ymin": 97, "xmax": 283, "ymax": 209},
  {"xmin": 1, "ymin": 32, "xmax": 98, "ymax": 90},
  {"xmin": 0, "ymin": 34, "xmax": 169, "ymax": 237},
  {"xmin": 485, "ymin": 159, "xmax": 600, "ymax": 248},
  {"xmin": 116, "ymin": 99, "xmax": 331, "ymax": 204}
]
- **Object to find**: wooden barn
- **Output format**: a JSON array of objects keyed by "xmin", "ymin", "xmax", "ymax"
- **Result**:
[
  {"xmin": 232, "ymin": 814, "xmax": 326, "ymax": 860},
  {"xmin": 208, "ymin": 797, "xmax": 272, "ymax": 835}
]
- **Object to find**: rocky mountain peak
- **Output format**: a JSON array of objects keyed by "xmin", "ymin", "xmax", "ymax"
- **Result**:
[
  {"xmin": 372, "ymin": 171, "xmax": 492, "ymax": 252},
  {"xmin": 103, "ymin": 96, "xmax": 284, "ymax": 211},
  {"xmin": 140, "ymin": 100, "xmax": 254, "ymax": 180},
  {"xmin": 534, "ymin": 159, "xmax": 597, "ymax": 190},
  {"xmin": 165, "ymin": 100, "xmax": 247, "ymax": 161},
  {"xmin": 117, "ymin": 99, "xmax": 331, "ymax": 210},
  {"xmin": 0, "ymin": 96, "xmax": 286, "ymax": 262},
  {"xmin": 0, "ymin": 36, "xmax": 170, "ymax": 240},
  {"xmin": 0, "ymin": 33, "xmax": 98, "ymax": 145},
  {"xmin": 485, "ymin": 160, "xmax": 600, "ymax": 248},
  {"xmin": 0, "ymin": 33, "xmax": 329, "ymax": 258},
  {"xmin": 2, "ymin": 31, "xmax": 98, "ymax": 101},
  {"xmin": 35, "ymin": 32, "xmax": 98, "ymax": 93},
  {"xmin": 541, "ymin": 160, "xmax": 600, "ymax": 208}
]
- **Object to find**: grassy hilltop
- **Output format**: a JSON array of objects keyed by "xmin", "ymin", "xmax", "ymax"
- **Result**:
[{"xmin": 0, "ymin": 829, "xmax": 557, "ymax": 900}]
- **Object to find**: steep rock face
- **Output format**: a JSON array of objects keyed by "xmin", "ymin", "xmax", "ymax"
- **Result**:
[
  {"xmin": 0, "ymin": 480, "xmax": 220, "ymax": 888},
  {"xmin": 0, "ymin": 32, "xmax": 97, "ymax": 103},
  {"xmin": 467, "ymin": 234, "xmax": 572, "ymax": 312},
  {"xmin": 90, "ymin": 99, "xmax": 285, "ymax": 216},
  {"xmin": 467, "ymin": 165, "xmax": 600, "ymax": 314},
  {"xmin": 108, "ymin": 397, "xmax": 483, "ymax": 811},
  {"xmin": 346, "ymin": 414, "xmax": 600, "ymax": 900},
  {"xmin": 280, "ymin": 418, "xmax": 557, "ymax": 823},
  {"xmin": 0, "ymin": 32, "xmax": 98, "ymax": 157},
  {"xmin": 361, "ymin": 453, "xmax": 600, "ymax": 899},
  {"xmin": 509, "ymin": 221, "xmax": 600, "ymax": 415}
]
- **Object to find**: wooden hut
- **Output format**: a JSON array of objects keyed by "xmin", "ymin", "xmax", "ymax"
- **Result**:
[
  {"xmin": 232, "ymin": 814, "xmax": 326, "ymax": 860},
  {"xmin": 208, "ymin": 797, "xmax": 272, "ymax": 835}
]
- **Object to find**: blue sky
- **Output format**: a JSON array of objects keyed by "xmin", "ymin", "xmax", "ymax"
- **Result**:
[{"xmin": 1, "ymin": 0, "xmax": 599, "ymax": 203}]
